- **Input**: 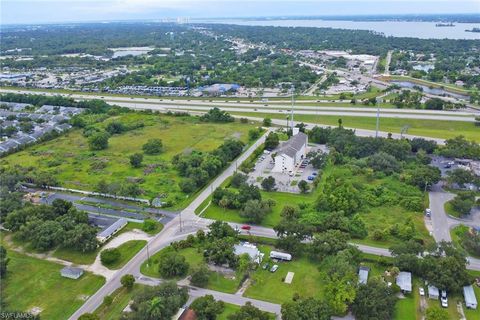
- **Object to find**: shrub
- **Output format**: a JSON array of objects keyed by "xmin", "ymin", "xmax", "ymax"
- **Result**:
[
  {"xmin": 142, "ymin": 138, "xmax": 163, "ymax": 155},
  {"xmin": 100, "ymin": 248, "xmax": 121, "ymax": 266}
]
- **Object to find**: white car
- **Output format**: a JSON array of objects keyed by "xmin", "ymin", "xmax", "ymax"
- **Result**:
[
  {"xmin": 441, "ymin": 290, "xmax": 448, "ymax": 308},
  {"xmin": 419, "ymin": 287, "xmax": 425, "ymax": 296},
  {"xmin": 425, "ymin": 208, "xmax": 431, "ymax": 217},
  {"xmin": 270, "ymin": 265, "xmax": 278, "ymax": 273}
]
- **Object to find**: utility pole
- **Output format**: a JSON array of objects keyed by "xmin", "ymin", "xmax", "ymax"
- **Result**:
[
  {"xmin": 375, "ymin": 98, "xmax": 382, "ymax": 138},
  {"xmin": 290, "ymin": 85, "xmax": 295, "ymax": 134}
]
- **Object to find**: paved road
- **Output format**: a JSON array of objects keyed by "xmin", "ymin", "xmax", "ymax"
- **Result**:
[
  {"xmin": 2, "ymin": 88, "xmax": 477, "ymax": 120},
  {"xmin": 68, "ymin": 130, "xmax": 272, "ymax": 320},
  {"xmin": 429, "ymin": 183, "xmax": 455, "ymax": 242}
]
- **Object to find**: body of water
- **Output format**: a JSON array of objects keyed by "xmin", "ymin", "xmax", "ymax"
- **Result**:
[
  {"xmin": 391, "ymin": 81, "xmax": 468, "ymax": 99},
  {"xmin": 199, "ymin": 19, "xmax": 480, "ymax": 40}
]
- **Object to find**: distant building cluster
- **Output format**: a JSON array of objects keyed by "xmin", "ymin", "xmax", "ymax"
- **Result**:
[{"xmin": 0, "ymin": 102, "xmax": 84, "ymax": 154}]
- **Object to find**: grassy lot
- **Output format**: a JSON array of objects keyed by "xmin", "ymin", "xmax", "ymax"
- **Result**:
[
  {"xmin": 0, "ymin": 113, "xmax": 256, "ymax": 209},
  {"xmin": 52, "ymin": 247, "xmax": 100, "ymax": 265},
  {"xmin": 451, "ymin": 225, "xmax": 480, "ymax": 259},
  {"xmin": 140, "ymin": 246, "xmax": 241, "ymax": 294},
  {"xmin": 201, "ymin": 190, "xmax": 314, "ymax": 228},
  {"xmin": 119, "ymin": 221, "xmax": 163, "ymax": 236},
  {"xmin": 94, "ymin": 285, "xmax": 144, "ymax": 320},
  {"xmin": 445, "ymin": 200, "xmax": 462, "ymax": 218},
  {"xmin": 393, "ymin": 294, "xmax": 416, "ymax": 320},
  {"xmin": 230, "ymin": 112, "xmax": 480, "ymax": 142},
  {"xmin": 1, "ymin": 247, "xmax": 105, "ymax": 320},
  {"xmin": 217, "ymin": 303, "xmax": 276, "ymax": 320},
  {"xmin": 244, "ymin": 245, "xmax": 325, "ymax": 304},
  {"xmin": 102, "ymin": 240, "xmax": 146, "ymax": 270}
]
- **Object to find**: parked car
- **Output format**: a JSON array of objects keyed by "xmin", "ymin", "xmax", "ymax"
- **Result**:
[
  {"xmin": 425, "ymin": 208, "xmax": 431, "ymax": 217},
  {"xmin": 307, "ymin": 176, "xmax": 315, "ymax": 181},
  {"xmin": 270, "ymin": 265, "xmax": 279, "ymax": 273},
  {"xmin": 262, "ymin": 263, "xmax": 269, "ymax": 270},
  {"xmin": 441, "ymin": 291, "xmax": 448, "ymax": 308},
  {"xmin": 312, "ymin": 172, "xmax": 318, "ymax": 176},
  {"xmin": 241, "ymin": 225, "xmax": 251, "ymax": 231},
  {"xmin": 419, "ymin": 287, "xmax": 425, "ymax": 296}
]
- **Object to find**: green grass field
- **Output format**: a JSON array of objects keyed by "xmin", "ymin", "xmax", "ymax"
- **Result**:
[
  {"xmin": 244, "ymin": 245, "xmax": 325, "ymax": 304},
  {"xmin": 140, "ymin": 246, "xmax": 241, "ymax": 294},
  {"xmin": 94, "ymin": 285, "xmax": 144, "ymax": 320},
  {"xmin": 0, "ymin": 113, "xmax": 256, "ymax": 208},
  {"xmin": 230, "ymin": 112, "xmax": 480, "ymax": 142},
  {"xmin": 201, "ymin": 190, "xmax": 313, "ymax": 228},
  {"xmin": 1, "ymin": 248, "xmax": 105, "ymax": 320},
  {"xmin": 451, "ymin": 225, "xmax": 480, "ymax": 259},
  {"xmin": 52, "ymin": 247, "xmax": 100, "ymax": 265},
  {"xmin": 102, "ymin": 240, "xmax": 146, "ymax": 270},
  {"xmin": 217, "ymin": 303, "xmax": 276, "ymax": 320}
]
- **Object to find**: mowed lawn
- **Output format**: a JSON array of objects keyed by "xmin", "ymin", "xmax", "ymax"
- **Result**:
[
  {"xmin": 230, "ymin": 112, "xmax": 480, "ymax": 142},
  {"xmin": 244, "ymin": 245, "xmax": 325, "ymax": 304},
  {"xmin": 0, "ymin": 114, "xmax": 255, "ymax": 208},
  {"xmin": 103, "ymin": 240, "xmax": 147, "ymax": 270},
  {"xmin": 2, "ymin": 249, "xmax": 105, "ymax": 320}
]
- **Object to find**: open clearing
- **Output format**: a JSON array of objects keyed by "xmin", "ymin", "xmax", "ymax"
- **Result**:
[
  {"xmin": 230, "ymin": 112, "xmax": 480, "ymax": 142},
  {"xmin": 0, "ymin": 113, "xmax": 256, "ymax": 208},
  {"xmin": 1, "ymin": 247, "xmax": 105, "ymax": 320}
]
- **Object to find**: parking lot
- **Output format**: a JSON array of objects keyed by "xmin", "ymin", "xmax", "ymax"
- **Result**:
[{"xmin": 247, "ymin": 144, "xmax": 328, "ymax": 193}]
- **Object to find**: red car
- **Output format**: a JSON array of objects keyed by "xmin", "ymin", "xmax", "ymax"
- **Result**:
[{"xmin": 241, "ymin": 225, "xmax": 251, "ymax": 231}]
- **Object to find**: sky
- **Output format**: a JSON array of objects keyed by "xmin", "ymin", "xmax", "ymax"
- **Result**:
[{"xmin": 1, "ymin": 0, "xmax": 479, "ymax": 25}]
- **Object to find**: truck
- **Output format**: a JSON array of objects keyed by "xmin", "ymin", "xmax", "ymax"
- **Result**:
[{"xmin": 270, "ymin": 250, "xmax": 292, "ymax": 261}]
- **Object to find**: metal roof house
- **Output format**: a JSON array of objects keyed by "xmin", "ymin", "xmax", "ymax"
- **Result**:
[
  {"xmin": 358, "ymin": 266, "xmax": 370, "ymax": 285},
  {"xmin": 234, "ymin": 242, "xmax": 264, "ymax": 264},
  {"xmin": 428, "ymin": 285, "xmax": 440, "ymax": 300},
  {"xmin": 396, "ymin": 272, "xmax": 412, "ymax": 293},
  {"xmin": 96, "ymin": 218, "xmax": 128, "ymax": 243},
  {"xmin": 463, "ymin": 285, "xmax": 478, "ymax": 309},
  {"xmin": 272, "ymin": 131, "xmax": 308, "ymax": 173},
  {"xmin": 60, "ymin": 266, "xmax": 84, "ymax": 279}
]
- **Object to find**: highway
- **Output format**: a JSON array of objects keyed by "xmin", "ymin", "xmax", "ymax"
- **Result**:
[{"xmin": 1, "ymin": 88, "xmax": 478, "ymax": 123}]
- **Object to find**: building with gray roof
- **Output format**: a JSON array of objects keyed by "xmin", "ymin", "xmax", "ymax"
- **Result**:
[
  {"xmin": 358, "ymin": 266, "xmax": 370, "ymax": 285},
  {"xmin": 60, "ymin": 266, "xmax": 84, "ymax": 279},
  {"xmin": 396, "ymin": 272, "xmax": 412, "ymax": 293},
  {"xmin": 272, "ymin": 131, "xmax": 308, "ymax": 173},
  {"xmin": 96, "ymin": 218, "xmax": 128, "ymax": 243},
  {"xmin": 463, "ymin": 285, "xmax": 477, "ymax": 309},
  {"xmin": 428, "ymin": 285, "xmax": 439, "ymax": 300}
]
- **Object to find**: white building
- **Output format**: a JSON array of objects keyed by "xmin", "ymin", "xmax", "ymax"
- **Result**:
[
  {"xmin": 463, "ymin": 285, "xmax": 478, "ymax": 309},
  {"xmin": 272, "ymin": 131, "xmax": 308, "ymax": 173},
  {"xmin": 234, "ymin": 242, "xmax": 264, "ymax": 264},
  {"xmin": 396, "ymin": 272, "xmax": 412, "ymax": 293}
]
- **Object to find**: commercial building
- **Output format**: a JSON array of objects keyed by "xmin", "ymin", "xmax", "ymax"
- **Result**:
[
  {"xmin": 96, "ymin": 218, "xmax": 128, "ymax": 243},
  {"xmin": 272, "ymin": 131, "xmax": 308, "ymax": 173}
]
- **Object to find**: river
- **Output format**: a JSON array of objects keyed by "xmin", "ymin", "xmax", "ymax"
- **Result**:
[{"xmin": 198, "ymin": 19, "xmax": 480, "ymax": 40}]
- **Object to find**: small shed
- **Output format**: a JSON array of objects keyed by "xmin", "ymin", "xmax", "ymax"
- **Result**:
[
  {"xmin": 428, "ymin": 285, "xmax": 440, "ymax": 300},
  {"xmin": 463, "ymin": 285, "xmax": 478, "ymax": 309},
  {"xmin": 60, "ymin": 266, "xmax": 84, "ymax": 279},
  {"xmin": 396, "ymin": 272, "xmax": 412, "ymax": 293}
]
